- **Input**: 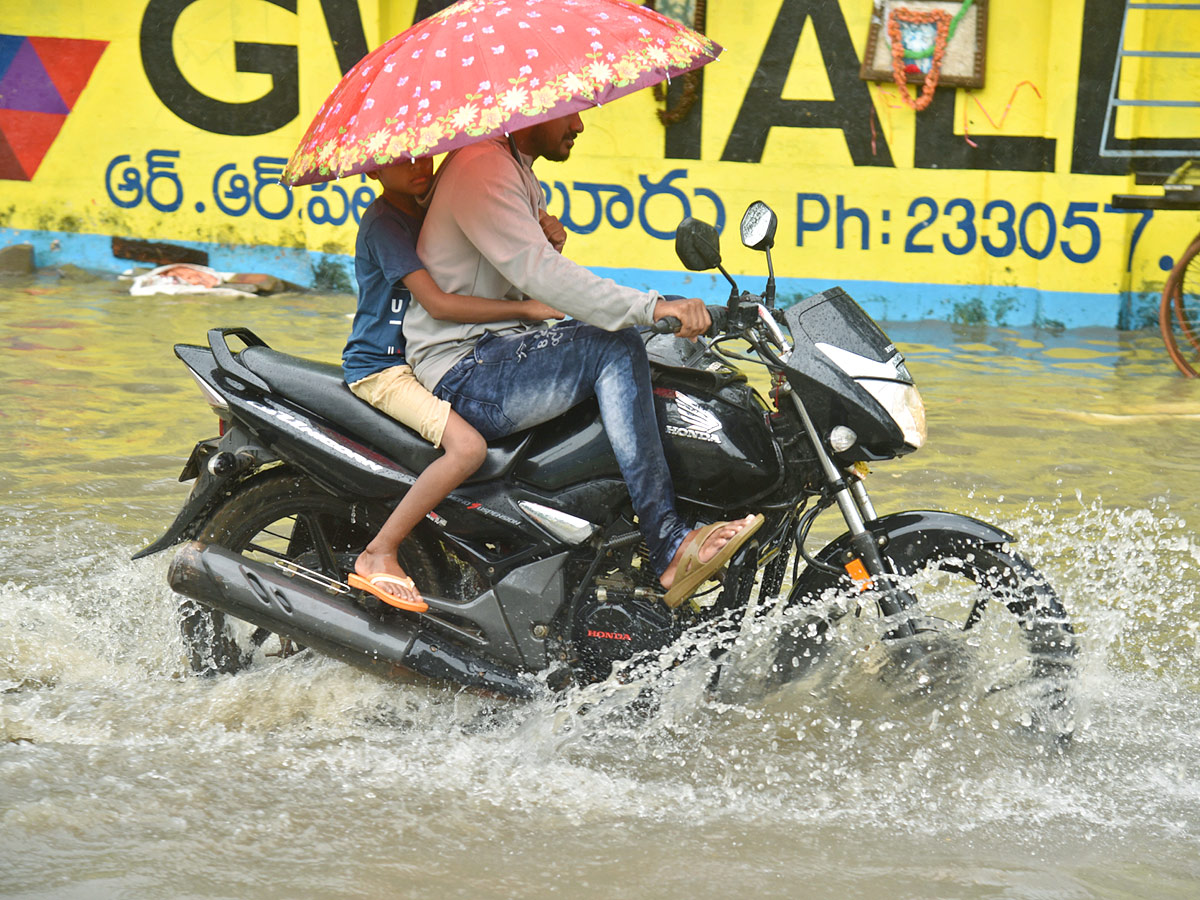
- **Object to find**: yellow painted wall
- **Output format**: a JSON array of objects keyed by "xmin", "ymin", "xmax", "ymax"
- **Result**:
[{"xmin": 1, "ymin": 0, "xmax": 1197, "ymax": 326}]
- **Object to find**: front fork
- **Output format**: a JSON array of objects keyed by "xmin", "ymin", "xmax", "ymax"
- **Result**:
[{"xmin": 789, "ymin": 393, "xmax": 919, "ymax": 637}]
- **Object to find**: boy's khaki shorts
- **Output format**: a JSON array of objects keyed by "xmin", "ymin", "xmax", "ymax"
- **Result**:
[{"xmin": 349, "ymin": 364, "xmax": 451, "ymax": 448}]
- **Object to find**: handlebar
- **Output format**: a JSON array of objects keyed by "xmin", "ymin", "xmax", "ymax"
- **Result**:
[
  {"xmin": 650, "ymin": 299, "xmax": 793, "ymax": 371},
  {"xmin": 650, "ymin": 305, "xmax": 729, "ymax": 338},
  {"xmin": 650, "ymin": 315, "xmax": 681, "ymax": 334}
]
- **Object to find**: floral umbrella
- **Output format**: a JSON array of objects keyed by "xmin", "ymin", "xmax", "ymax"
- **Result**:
[{"xmin": 282, "ymin": 0, "xmax": 721, "ymax": 186}]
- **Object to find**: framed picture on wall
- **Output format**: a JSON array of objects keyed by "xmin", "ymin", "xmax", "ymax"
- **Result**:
[{"xmin": 859, "ymin": 0, "xmax": 988, "ymax": 90}]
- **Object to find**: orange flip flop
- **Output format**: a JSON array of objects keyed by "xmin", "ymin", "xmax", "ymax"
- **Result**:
[{"xmin": 347, "ymin": 572, "xmax": 429, "ymax": 613}]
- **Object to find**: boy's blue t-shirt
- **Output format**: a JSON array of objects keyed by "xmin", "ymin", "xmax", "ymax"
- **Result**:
[{"xmin": 342, "ymin": 196, "xmax": 424, "ymax": 384}]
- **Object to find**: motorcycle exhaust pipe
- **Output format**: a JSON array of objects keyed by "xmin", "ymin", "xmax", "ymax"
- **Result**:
[{"xmin": 168, "ymin": 542, "xmax": 536, "ymax": 699}]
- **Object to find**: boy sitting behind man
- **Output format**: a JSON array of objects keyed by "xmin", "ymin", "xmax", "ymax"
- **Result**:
[{"xmin": 344, "ymin": 157, "xmax": 561, "ymax": 610}]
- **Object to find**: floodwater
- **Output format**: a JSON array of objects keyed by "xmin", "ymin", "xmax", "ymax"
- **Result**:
[{"xmin": 2, "ymin": 275, "xmax": 1199, "ymax": 899}]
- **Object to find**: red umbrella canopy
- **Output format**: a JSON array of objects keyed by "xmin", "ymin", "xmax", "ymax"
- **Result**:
[{"xmin": 283, "ymin": 0, "xmax": 721, "ymax": 186}]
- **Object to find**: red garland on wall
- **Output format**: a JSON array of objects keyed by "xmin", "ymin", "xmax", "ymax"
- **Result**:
[{"xmin": 887, "ymin": 7, "xmax": 951, "ymax": 112}]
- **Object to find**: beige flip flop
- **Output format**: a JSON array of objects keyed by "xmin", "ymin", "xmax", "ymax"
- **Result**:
[{"xmin": 662, "ymin": 514, "xmax": 765, "ymax": 608}]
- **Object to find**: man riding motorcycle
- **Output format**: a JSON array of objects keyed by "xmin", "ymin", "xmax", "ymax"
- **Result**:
[{"xmin": 405, "ymin": 111, "xmax": 763, "ymax": 608}]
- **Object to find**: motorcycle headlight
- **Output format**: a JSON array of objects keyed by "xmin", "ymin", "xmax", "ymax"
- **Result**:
[
  {"xmin": 814, "ymin": 342, "xmax": 926, "ymax": 450},
  {"xmin": 861, "ymin": 379, "xmax": 926, "ymax": 450}
]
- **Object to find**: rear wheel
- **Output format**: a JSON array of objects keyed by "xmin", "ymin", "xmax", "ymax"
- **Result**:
[{"xmin": 180, "ymin": 469, "xmax": 439, "ymax": 675}]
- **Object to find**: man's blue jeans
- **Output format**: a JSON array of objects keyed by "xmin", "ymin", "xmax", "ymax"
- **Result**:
[{"xmin": 433, "ymin": 321, "xmax": 690, "ymax": 575}]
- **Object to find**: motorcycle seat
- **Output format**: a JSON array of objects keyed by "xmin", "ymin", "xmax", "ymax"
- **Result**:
[{"xmin": 236, "ymin": 346, "xmax": 529, "ymax": 482}]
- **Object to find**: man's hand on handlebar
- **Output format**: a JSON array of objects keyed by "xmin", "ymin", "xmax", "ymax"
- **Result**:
[{"xmin": 653, "ymin": 296, "xmax": 710, "ymax": 341}]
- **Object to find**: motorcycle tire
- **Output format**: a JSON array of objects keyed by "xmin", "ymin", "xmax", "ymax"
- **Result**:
[
  {"xmin": 781, "ymin": 535, "xmax": 1077, "ymax": 703},
  {"xmin": 179, "ymin": 468, "xmax": 441, "ymax": 675}
]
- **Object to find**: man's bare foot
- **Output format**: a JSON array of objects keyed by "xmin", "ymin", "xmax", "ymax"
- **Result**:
[
  {"xmin": 354, "ymin": 547, "xmax": 424, "ymax": 606},
  {"xmin": 660, "ymin": 515, "xmax": 759, "ymax": 591}
]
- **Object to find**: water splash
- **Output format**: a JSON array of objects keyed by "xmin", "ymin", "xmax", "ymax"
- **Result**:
[{"xmin": 4, "ymin": 289, "xmax": 1199, "ymax": 895}]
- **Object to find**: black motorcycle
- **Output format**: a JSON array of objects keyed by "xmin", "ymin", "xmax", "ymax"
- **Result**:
[{"xmin": 135, "ymin": 201, "xmax": 1076, "ymax": 707}]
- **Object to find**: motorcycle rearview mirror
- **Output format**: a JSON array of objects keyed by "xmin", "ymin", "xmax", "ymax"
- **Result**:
[
  {"xmin": 740, "ymin": 201, "xmax": 777, "ymax": 251},
  {"xmin": 675, "ymin": 217, "xmax": 740, "ymax": 301},
  {"xmin": 675, "ymin": 217, "xmax": 722, "ymax": 271},
  {"xmin": 740, "ymin": 201, "xmax": 778, "ymax": 307}
]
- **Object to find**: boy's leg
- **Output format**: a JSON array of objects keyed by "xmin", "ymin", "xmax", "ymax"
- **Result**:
[
  {"xmin": 354, "ymin": 412, "xmax": 486, "ymax": 603},
  {"xmin": 350, "ymin": 366, "xmax": 487, "ymax": 602}
]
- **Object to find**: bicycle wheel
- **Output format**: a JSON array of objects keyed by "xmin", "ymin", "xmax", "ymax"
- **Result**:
[{"xmin": 1160, "ymin": 231, "xmax": 1200, "ymax": 377}]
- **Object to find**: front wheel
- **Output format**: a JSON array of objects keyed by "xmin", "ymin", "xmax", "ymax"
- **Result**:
[{"xmin": 782, "ymin": 522, "xmax": 1077, "ymax": 721}]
